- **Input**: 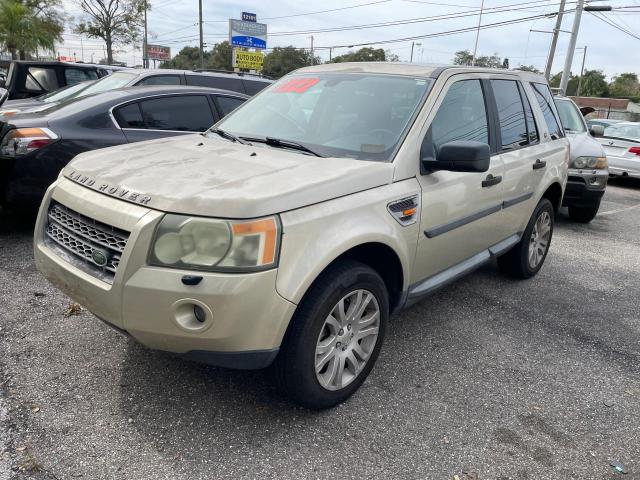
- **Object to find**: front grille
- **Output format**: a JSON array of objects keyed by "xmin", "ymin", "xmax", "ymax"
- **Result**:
[{"xmin": 45, "ymin": 202, "xmax": 130, "ymax": 281}]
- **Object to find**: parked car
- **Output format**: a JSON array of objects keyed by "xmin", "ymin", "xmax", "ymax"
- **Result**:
[
  {"xmin": 0, "ymin": 68, "xmax": 272, "ymax": 114},
  {"xmin": 0, "ymin": 80, "xmax": 97, "ymax": 116},
  {"xmin": 0, "ymin": 61, "xmax": 116, "ymax": 103},
  {"xmin": 554, "ymin": 96, "xmax": 608, "ymax": 222},
  {"xmin": 586, "ymin": 118, "xmax": 622, "ymax": 130},
  {"xmin": 34, "ymin": 64, "xmax": 569, "ymax": 409},
  {"xmin": 590, "ymin": 122, "xmax": 640, "ymax": 179},
  {"xmin": 0, "ymin": 86, "xmax": 247, "ymax": 208}
]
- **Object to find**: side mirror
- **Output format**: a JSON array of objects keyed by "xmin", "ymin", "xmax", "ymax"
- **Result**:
[
  {"xmin": 590, "ymin": 125, "xmax": 605, "ymax": 137},
  {"xmin": 422, "ymin": 140, "xmax": 490, "ymax": 173}
]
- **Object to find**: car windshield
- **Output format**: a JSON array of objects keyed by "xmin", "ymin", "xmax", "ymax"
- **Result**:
[
  {"xmin": 77, "ymin": 71, "xmax": 138, "ymax": 97},
  {"xmin": 213, "ymin": 73, "xmax": 433, "ymax": 161},
  {"xmin": 555, "ymin": 99, "xmax": 586, "ymax": 133},
  {"xmin": 603, "ymin": 123, "xmax": 640, "ymax": 142},
  {"xmin": 39, "ymin": 81, "xmax": 94, "ymax": 103}
]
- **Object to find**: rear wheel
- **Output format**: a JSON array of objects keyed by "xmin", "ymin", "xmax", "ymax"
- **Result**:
[
  {"xmin": 273, "ymin": 260, "xmax": 388, "ymax": 409},
  {"xmin": 498, "ymin": 198, "xmax": 554, "ymax": 279},
  {"xmin": 568, "ymin": 203, "xmax": 599, "ymax": 223}
]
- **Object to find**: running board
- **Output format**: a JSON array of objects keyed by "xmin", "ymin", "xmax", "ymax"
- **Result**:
[{"xmin": 404, "ymin": 234, "xmax": 521, "ymax": 308}]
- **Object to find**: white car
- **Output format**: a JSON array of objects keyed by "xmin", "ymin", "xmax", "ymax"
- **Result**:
[{"xmin": 592, "ymin": 122, "xmax": 640, "ymax": 178}]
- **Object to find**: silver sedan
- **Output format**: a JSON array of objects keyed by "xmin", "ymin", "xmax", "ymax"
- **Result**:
[{"xmin": 592, "ymin": 122, "xmax": 640, "ymax": 178}]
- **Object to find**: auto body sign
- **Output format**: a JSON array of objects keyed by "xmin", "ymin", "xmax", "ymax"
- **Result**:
[
  {"xmin": 234, "ymin": 50, "xmax": 264, "ymax": 70},
  {"xmin": 229, "ymin": 19, "xmax": 267, "ymax": 49}
]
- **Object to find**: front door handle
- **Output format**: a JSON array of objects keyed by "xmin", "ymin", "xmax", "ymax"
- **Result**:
[
  {"xmin": 532, "ymin": 159, "xmax": 547, "ymax": 170},
  {"xmin": 482, "ymin": 174, "xmax": 502, "ymax": 188}
]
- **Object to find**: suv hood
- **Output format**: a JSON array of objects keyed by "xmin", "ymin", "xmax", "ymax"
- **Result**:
[
  {"xmin": 61, "ymin": 135, "xmax": 395, "ymax": 218},
  {"xmin": 566, "ymin": 131, "xmax": 605, "ymax": 159}
]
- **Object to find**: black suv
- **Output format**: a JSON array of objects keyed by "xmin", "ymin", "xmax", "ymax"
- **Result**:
[{"xmin": 0, "ymin": 61, "xmax": 115, "ymax": 102}]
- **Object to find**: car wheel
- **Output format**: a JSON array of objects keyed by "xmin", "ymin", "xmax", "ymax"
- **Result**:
[
  {"xmin": 273, "ymin": 260, "xmax": 388, "ymax": 409},
  {"xmin": 568, "ymin": 203, "xmax": 600, "ymax": 223},
  {"xmin": 498, "ymin": 198, "xmax": 554, "ymax": 279}
]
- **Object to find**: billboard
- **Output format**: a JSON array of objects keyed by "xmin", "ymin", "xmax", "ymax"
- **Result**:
[
  {"xmin": 234, "ymin": 49, "xmax": 264, "ymax": 70},
  {"xmin": 145, "ymin": 44, "xmax": 171, "ymax": 61},
  {"xmin": 229, "ymin": 19, "xmax": 267, "ymax": 49}
]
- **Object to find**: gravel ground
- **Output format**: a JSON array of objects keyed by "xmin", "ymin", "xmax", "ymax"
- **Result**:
[{"xmin": 1, "ymin": 180, "xmax": 639, "ymax": 480}]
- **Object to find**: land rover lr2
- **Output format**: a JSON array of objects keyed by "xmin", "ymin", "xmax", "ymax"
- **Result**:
[{"xmin": 34, "ymin": 63, "xmax": 568, "ymax": 409}]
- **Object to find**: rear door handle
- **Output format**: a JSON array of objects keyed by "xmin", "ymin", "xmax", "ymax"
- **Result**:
[
  {"xmin": 482, "ymin": 174, "xmax": 502, "ymax": 188},
  {"xmin": 532, "ymin": 159, "xmax": 547, "ymax": 170}
]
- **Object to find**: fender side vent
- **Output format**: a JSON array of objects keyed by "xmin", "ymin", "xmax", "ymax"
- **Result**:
[{"xmin": 388, "ymin": 195, "xmax": 419, "ymax": 226}]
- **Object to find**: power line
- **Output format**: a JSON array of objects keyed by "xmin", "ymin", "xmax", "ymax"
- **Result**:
[{"xmin": 589, "ymin": 10, "xmax": 640, "ymax": 39}]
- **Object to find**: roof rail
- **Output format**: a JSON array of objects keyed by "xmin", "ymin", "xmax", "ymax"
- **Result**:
[{"xmin": 192, "ymin": 68, "xmax": 273, "ymax": 80}]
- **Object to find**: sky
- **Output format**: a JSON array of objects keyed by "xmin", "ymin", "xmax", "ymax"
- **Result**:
[{"xmin": 56, "ymin": 0, "xmax": 640, "ymax": 80}]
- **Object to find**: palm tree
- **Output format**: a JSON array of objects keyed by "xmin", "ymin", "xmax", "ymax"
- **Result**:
[{"xmin": 0, "ymin": 0, "xmax": 63, "ymax": 60}]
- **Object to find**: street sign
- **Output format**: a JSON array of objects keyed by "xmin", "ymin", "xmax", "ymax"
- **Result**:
[
  {"xmin": 234, "ymin": 49, "xmax": 264, "ymax": 70},
  {"xmin": 229, "ymin": 19, "xmax": 267, "ymax": 49},
  {"xmin": 145, "ymin": 44, "xmax": 171, "ymax": 61},
  {"xmin": 242, "ymin": 12, "xmax": 257, "ymax": 22}
]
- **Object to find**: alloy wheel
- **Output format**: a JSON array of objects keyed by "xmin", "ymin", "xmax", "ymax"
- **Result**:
[{"xmin": 528, "ymin": 210, "xmax": 551, "ymax": 269}]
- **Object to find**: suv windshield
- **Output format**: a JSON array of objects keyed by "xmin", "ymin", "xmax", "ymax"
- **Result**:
[
  {"xmin": 555, "ymin": 99, "xmax": 587, "ymax": 133},
  {"xmin": 78, "ymin": 71, "xmax": 138, "ymax": 97},
  {"xmin": 214, "ymin": 73, "xmax": 433, "ymax": 161}
]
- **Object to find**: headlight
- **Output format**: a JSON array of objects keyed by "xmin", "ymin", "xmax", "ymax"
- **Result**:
[
  {"xmin": 150, "ymin": 214, "xmax": 281, "ymax": 272},
  {"xmin": 572, "ymin": 156, "xmax": 607, "ymax": 169},
  {"xmin": 0, "ymin": 127, "xmax": 58, "ymax": 157}
]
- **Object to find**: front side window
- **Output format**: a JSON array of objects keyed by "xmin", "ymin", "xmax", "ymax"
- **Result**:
[
  {"xmin": 520, "ymin": 83, "xmax": 539, "ymax": 144},
  {"xmin": 137, "ymin": 75, "xmax": 182, "ymax": 86},
  {"xmin": 25, "ymin": 67, "xmax": 59, "ymax": 91},
  {"xmin": 64, "ymin": 68, "xmax": 99, "ymax": 85},
  {"xmin": 554, "ymin": 99, "xmax": 587, "ymax": 134},
  {"xmin": 215, "ymin": 73, "xmax": 433, "ymax": 161},
  {"xmin": 139, "ymin": 95, "xmax": 214, "ymax": 131},
  {"xmin": 531, "ymin": 82, "xmax": 564, "ymax": 139},
  {"xmin": 430, "ymin": 79, "xmax": 489, "ymax": 153},
  {"xmin": 491, "ymin": 79, "xmax": 528, "ymax": 151}
]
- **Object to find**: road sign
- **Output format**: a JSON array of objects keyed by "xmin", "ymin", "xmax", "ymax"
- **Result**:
[
  {"xmin": 242, "ymin": 12, "xmax": 257, "ymax": 22},
  {"xmin": 145, "ymin": 45, "xmax": 171, "ymax": 61},
  {"xmin": 234, "ymin": 49, "xmax": 264, "ymax": 70},
  {"xmin": 229, "ymin": 19, "xmax": 267, "ymax": 49}
]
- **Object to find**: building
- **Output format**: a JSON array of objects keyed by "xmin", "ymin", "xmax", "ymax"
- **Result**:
[{"xmin": 570, "ymin": 96, "xmax": 640, "ymax": 122}]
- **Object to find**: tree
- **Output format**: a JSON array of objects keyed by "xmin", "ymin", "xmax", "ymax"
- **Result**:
[
  {"xmin": 578, "ymin": 69, "xmax": 609, "ymax": 97},
  {"xmin": 452, "ymin": 50, "xmax": 505, "ymax": 68},
  {"xmin": 262, "ymin": 46, "xmax": 318, "ymax": 78},
  {"xmin": 609, "ymin": 73, "xmax": 640, "ymax": 100},
  {"xmin": 331, "ymin": 47, "xmax": 388, "ymax": 63},
  {"xmin": 75, "ymin": 0, "xmax": 145, "ymax": 65},
  {"xmin": 549, "ymin": 71, "xmax": 579, "ymax": 95},
  {"xmin": 207, "ymin": 41, "xmax": 232, "ymax": 71},
  {"xmin": 515, "ymin": 65, "xmax": 541, "ymax": 74},
  {"xmin": 0, "ymin": 0, "xmax": 63, "ymax": 59},
  {"xmin": 161, "ymin": 46, "xmax": 210, "ymax": 70}
]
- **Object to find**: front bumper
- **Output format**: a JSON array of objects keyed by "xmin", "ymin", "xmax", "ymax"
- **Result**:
[
  {"xmin": 562, "ymin": 168, "xmax": 608, "ymax": 208},
  {"xmin": 34, "ymin": 179, "xmax": 297, "ymax": 369}
]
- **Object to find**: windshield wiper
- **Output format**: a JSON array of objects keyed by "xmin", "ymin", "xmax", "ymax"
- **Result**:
[
  {"xmin": 240, "ymin": 136, "xmax": 324, "ymax": 157},
  {"xmin": 208, "ymin": 128, "xmax": 249, "ymax": 145}
]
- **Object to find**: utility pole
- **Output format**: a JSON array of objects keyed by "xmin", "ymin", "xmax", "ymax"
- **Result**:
[
  {"xmin": 576, "ymin": 46, "xmax": 587, "ymax": 96},
  {"xmin": 559, "ymin": 0, "xmax": 583, "ymax": 94},
  {"xmin": 544, "ymin": 0, "xmax": 566, "ymax": 80},
  {"xmin": 310, "ymin": 35, "xmax": 314, "ymax": 65},
  {"xmin": 143, "ymin": 0, "xmax": 148, "ymax": 68},
  {"xmin": 471, "ymin": 0, "xmax": 485, "ymax": 66},
  {"xmin": 80, "ymin": 37, "xmax": 84, "ymax": 62},
  {"xmin": 329, "ymin": 47, "xmax": 332, "ymax": 61},
  {"xmin": 199, "ymin": 0, "xmax": 204, "ymax": 69}
]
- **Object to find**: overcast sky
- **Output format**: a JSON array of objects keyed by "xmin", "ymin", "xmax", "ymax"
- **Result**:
[{"xmin": 57, "ymin": 0, "xmax": 639, "ymax": 80}]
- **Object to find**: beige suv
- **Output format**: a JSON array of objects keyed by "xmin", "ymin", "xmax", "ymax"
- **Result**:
[{"xmin": 34, "ymin": 63, "xmax": 569, "ymax": 409}]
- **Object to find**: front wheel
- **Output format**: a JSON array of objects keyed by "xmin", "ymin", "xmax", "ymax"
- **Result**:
[
  {"xmin": 498, "ymin": 198, "xmax": 554, "ymax": 279},
  {"xmin": 568, "ymin": 203, "xmax": 600, "ymax": 223},
  {"xmin": 273, "ymin": 260, "xmax": 388, "ymax": 409}
]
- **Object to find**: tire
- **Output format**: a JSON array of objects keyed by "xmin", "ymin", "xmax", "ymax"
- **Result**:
[
  {"xmin": 568, "ymin": 203, "xmax": 599, "ymax": 223},
  {"xmin": 498, "ymin": 198, "xmax": 554, "ymax": 279},
  {"xmin": 273, "ymin": 260, "xmax": 388, "ymax": 409}
]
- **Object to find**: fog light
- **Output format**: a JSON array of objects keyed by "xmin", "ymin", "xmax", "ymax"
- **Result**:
[{"xmin": 193, "ymin": 304, "xmax": 206, "ymax": 323}]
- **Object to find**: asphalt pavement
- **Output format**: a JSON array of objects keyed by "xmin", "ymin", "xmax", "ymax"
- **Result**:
[{"xmin": 1, "ymin": 180, "xmax": 639, "ymax": 480}]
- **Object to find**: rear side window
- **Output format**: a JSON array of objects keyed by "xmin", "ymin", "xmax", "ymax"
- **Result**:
[
  {"xmin": 243, "ymin": 79, "xmax": 270, "ymax": 96},
  {"xmin": 114, "ymin": 103, "xmax": 144, "ymax": 128},
  {"xmin": 136, "ymin": 75, "xmax": 181, "ymax": 86},
  {"xmin": 491, "ymin": 79, "xmax": 528, "ymax": 151},
  {"xmin": 531, "ymin": 83, "xmax": 564, "ymax": 139},
  {"xmin": 65, "ymin": 68, "xmax": 99, "ymax": 85},
  {"xmin": 520, "ymin": 83, "xmax": 539, "ymax": 144},
  {"xmin": 25, "ymin": 67, "xmax": 59, "ymax": 91},
  {"xmin": 430, "ymin": 79, "xmax": 489, "ymax": 152},
  {"xmin": 187, "ymin": 75, "xmax": 244, "ymax": 94},
  {"xmin": 215, "ymin": 96, "xmax": 245, "ymax": 116},
  {"xmin": 138, "ymin": 95, "xmax": 214, "ymax": 132}
]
